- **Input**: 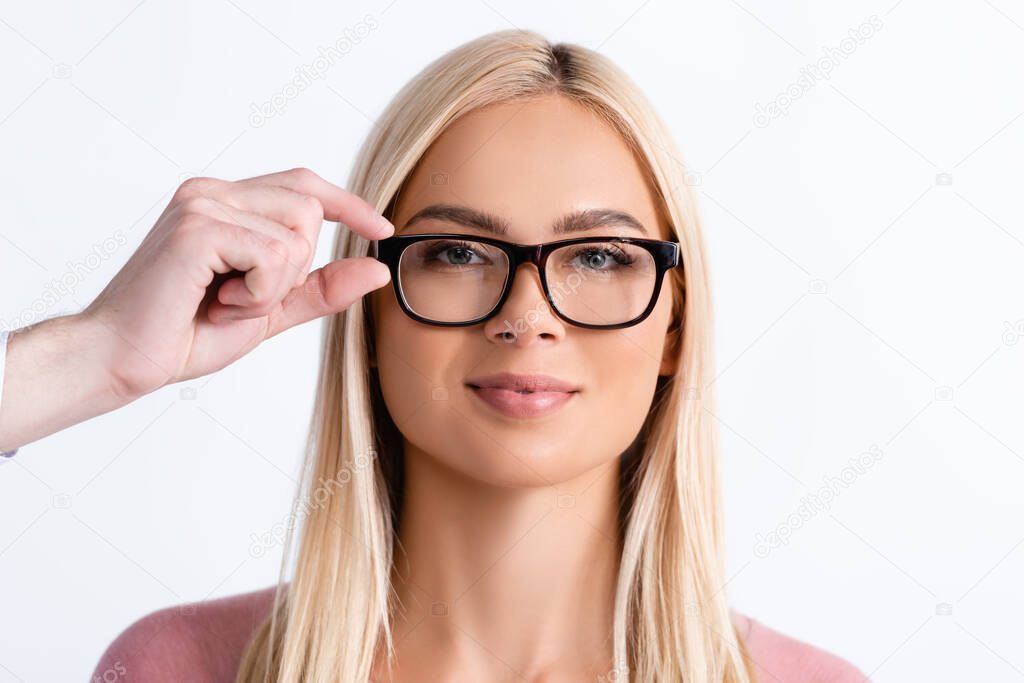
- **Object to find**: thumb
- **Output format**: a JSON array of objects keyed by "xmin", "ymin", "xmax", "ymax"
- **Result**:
[{"xmin": 266, "ymin": 257, "xmax": 391, "ymax": 338}]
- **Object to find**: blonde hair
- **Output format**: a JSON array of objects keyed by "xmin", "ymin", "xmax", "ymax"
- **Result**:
[{"xmin": 236, "ymin": 28, "xmax": 754, "ymax": 683}]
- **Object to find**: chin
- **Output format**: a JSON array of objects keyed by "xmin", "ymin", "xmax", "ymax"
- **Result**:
[{"xmin": 439, "ymin": 444, "xmax": 609, "ymax": 490}]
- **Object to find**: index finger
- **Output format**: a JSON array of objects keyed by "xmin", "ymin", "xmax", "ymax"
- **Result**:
[{"xmin": 237, "ymin": 167, "xmax": 394, "ymax": 240}]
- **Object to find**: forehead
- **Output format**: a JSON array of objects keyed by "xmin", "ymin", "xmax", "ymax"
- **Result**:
[{"xmin": 392, "ymin": 94, "xmax": 667, "ymax": 242}]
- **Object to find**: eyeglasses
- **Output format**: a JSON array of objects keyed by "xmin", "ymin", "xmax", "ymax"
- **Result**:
[{"xmin": 370, "ymin": 232, "xmax": 684, "ymax": 330}]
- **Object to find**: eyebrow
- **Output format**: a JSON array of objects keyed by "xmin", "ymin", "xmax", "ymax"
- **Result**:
[{"xmin": 401, "ymin": 203, "xmax": 649, "ymax": 237}]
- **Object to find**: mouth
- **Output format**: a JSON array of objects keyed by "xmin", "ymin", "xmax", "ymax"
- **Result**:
[
  {"xmin": 464, "ymin": 372, "xmax": 581, "ymax": 394},
  {"xmin": 464, "ymin": 373, "xmax": 580, "ymax": 420},
  {"xmin": 467, "ymin": 387, "xmax": 575, "ymax": 395}
]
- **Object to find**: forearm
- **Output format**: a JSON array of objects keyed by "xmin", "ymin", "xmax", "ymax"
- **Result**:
[{"xmin": 0, "ymin": 313, "xmax": 131, "ymax": 451}]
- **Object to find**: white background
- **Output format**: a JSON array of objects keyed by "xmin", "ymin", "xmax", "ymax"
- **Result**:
[{"xmin": 2, "ymin": 1, "xmax": 1023, "ymax": 681}]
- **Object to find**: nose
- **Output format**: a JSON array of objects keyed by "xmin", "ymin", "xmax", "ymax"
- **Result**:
[{"xmin": 483, "ymin": 262, "xmax": 566, "ymax": 346}]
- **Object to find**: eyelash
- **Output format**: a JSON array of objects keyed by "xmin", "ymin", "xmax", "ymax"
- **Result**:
[
  {"xmin": 420, "ymin": 240, "xmax": 637, "ymax": 269},
  {"xmin": 421, "ymin": 240, "xmax": 485, "ymax": 263}
]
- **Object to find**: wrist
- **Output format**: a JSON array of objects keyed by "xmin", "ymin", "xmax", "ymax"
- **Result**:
[
  {"xmin": 0, "ymin": 312, "xmax": 140, "ymax": 450},
  {"xmin": 70, "ymin": 310, "xmax": 150, "ymax": 406}
]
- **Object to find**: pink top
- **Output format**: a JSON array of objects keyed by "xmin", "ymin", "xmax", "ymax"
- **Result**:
[{"xmin": 90, "ymin": 586, "xmax": 871, "ymax": 682}]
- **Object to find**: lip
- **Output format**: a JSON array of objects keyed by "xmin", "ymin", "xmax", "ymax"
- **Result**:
[
  {"xmin": 465, "ymin": 372, "xmax": 581, "ymax": 393},
  {"xmin": 465, "ymin": 372, "xmax": 580, "ymax": 420}
]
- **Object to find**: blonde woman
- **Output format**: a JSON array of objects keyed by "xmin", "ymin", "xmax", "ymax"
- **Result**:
[{"xmin": 1, "ymin": 29, "xmax": 868, "ymax": 682}]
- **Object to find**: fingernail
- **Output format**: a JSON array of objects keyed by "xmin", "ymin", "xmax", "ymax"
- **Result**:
[{"xmin": 377, "ymin": 218, "xmax": 395, "ymax": 238}]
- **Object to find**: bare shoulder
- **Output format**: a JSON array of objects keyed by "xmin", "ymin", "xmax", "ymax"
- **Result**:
[
  {"xmin": 732, "ymin": 611, "xmax": 872, "ymax": 683},
  {"xmin": 89, "ymin": 584, "xmax": 280, "ymax": 683}
]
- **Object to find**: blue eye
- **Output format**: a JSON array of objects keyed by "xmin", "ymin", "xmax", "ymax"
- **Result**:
[
  {"xmin": 565, "ymin": 245, "xmax": 636, "ymax": 271},
  {"xmin": 420, "ymin": 240, "xmax": 491, "ymax": 266}
]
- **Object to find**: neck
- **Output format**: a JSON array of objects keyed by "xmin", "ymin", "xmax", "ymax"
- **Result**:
[{"xmin": 376, "ymin": 445, "xmax": 622, "ymax": 682}]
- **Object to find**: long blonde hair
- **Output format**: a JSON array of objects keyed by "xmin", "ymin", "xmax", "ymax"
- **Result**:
[{"xmin": 236, "ymin": 28, "xmax": 754, "ymax": 683}]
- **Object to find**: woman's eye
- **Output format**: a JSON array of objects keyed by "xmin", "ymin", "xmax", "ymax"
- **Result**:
[
  {"xmin": 423, "ymin": 242, "xmax": 489, "ymax": 266},
  {"xmin": 571, "ymin": 248, "xmax": 633, "ymax": 270},
  {"xmin": 441, "ymin": 247, "xmax": 479, "ymax": 265}
]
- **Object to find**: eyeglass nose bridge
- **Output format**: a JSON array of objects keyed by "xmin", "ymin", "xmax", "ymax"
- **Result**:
[
  {"xmin": 505, "ymin": 241, "xmax": 550, "ymax": 275},
  {"xmin": 499, "ymin": 242, "xmax": 588, "ymax": 312}
]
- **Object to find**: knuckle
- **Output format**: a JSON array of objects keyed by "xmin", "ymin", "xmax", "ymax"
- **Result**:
[
  {"xmin": 288, "ymin": 166, "xmax": 318, "ymax": 185},
  {"xmin": 177, "ymin": 196, "xmax": 216, "ymax": 217},
  {"xmin": 175, "ymin": 175, "xmax": 219, "ymax": 198},
  {"xmin": 299, "ymin": 193, "xmax": 324, "ymax": 223},
  {"xmin": 291, "ymin": 231, "xmax": 312, "ymax": 262},
  {"xmin": 265, "ymin": 235, "xmax": 289, "ymax": 255},
  {"xmin": 263, "ymin": 237, "xmax": 292, "ymax": 264}
]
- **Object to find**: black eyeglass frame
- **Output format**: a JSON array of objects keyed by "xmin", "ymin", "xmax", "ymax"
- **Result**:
[{"xmin": 370, "ymin": 232, "xmax": 684, "ymax": 330}]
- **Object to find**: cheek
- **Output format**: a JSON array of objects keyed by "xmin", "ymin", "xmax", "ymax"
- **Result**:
[
  {"xmin": 586, "ymin": 290, "xmax": 674, "ymax": 423},
  {"xmin": 373, "ymin": 295, "xmax": 442, "ymax": 416},
  {"xmin": 372, "ymin": 295, "xmax": 480, "ymax": 469},
  {"xmin": 585, "ymin": 330, "xmax": 664, "ymax": 441}
]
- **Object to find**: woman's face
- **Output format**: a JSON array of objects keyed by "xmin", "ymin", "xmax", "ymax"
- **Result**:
[{"xmin": 370, "ymin": 93, "xmax": 679, "ymax": 488}]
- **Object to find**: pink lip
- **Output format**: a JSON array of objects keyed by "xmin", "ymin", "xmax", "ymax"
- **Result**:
[{"xmin": 465, "ymin": 373, "xmax": 580, "ymax": 419}]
